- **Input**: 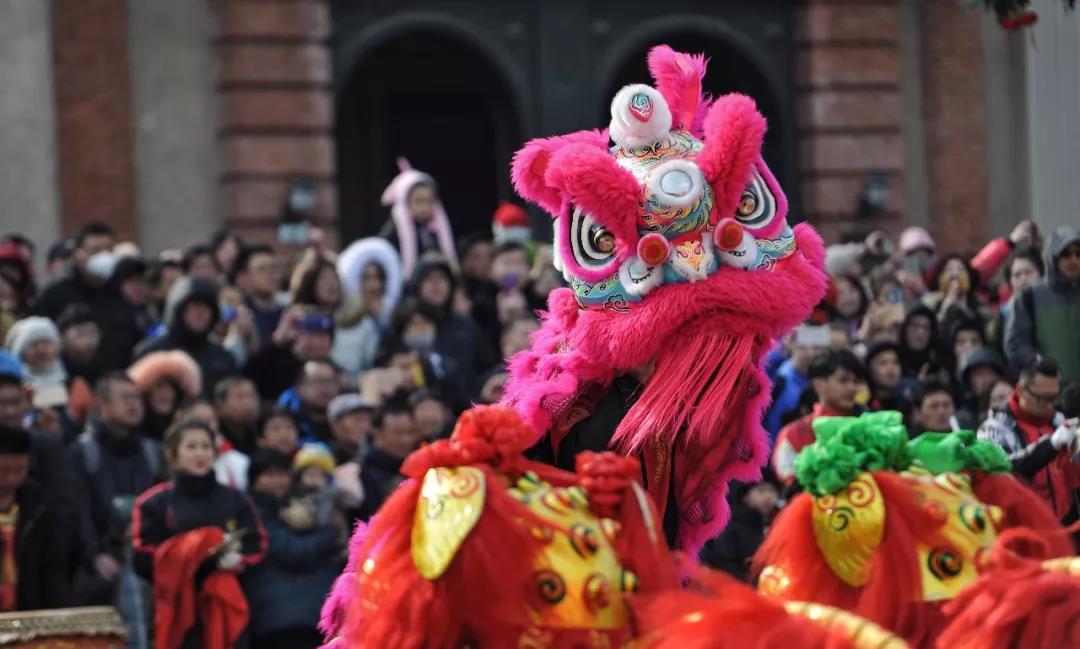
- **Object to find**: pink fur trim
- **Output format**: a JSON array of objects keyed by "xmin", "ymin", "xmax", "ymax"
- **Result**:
[
  {"xmin": 698, "ymin": 94, "xmax": 767, "ymax": 219},
  {"xmin": 511, "ymin": 130, "xmax": 610, "ymax": 217},
  {"xmin": 503, "ymin": 224, "xmax": 827, "ymax": 553},
  {"xmin": 319, "ymin": 519, "xmax": 368, "ymax": 643},
  {"xmin": 127, "ymin": 350, "xmax": 201, "ymax": 397},
  {"xmin": 647, "ymin": 45, "xmax": 708, "ymax": 134}
]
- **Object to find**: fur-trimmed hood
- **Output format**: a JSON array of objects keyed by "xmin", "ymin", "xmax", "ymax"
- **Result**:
[{"xmin": 127, "ymin": 349, "xmax": 202, "ymax": 397}]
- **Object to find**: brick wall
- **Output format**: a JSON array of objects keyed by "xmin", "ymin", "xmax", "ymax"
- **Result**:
[
  {"xmin": 214, "ymin": 0, "xmax": 337, "ymax": 247},
  {"xmin": 795, "ymin": 1, "xmax": 907, "ymax": 245},
  {"xmin": 51, "ymin": 0, "xmax": 137, "ymax": 241},
  {"xmin": 795, "ymin": 0, "xmax": 991, "ymax": 254},
  {"xmin": 917, "ymin": 1, "xmax": 989, "ymax": 255}
]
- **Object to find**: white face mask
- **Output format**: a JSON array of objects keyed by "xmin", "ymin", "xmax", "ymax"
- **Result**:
[{"xmin": 85, "ymin": 251, "xmax": 117, "ymax": 280}]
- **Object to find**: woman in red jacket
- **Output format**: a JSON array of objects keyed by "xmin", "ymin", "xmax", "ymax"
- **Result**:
[{"xmin": 132, "ymin": 418, "xmax": 267, "ymax": 649}]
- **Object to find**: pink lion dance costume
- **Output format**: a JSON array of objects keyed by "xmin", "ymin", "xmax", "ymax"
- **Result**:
[{"xmin": 504, "ymin": 45, "xmax": 828, "ymax": 552}]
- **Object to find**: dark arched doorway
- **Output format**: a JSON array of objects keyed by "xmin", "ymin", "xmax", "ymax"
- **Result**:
[
  {"xmin": 600, "ymin": 31, "xmax": 795, "ymax": 216},
  {"xmin": 336, "ymin": 30, "xmax": 522, "ymax": 245}
]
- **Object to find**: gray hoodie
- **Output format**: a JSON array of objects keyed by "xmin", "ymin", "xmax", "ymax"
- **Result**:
[{"xmin": 1004, "ymin": 226, "xmax": 1080, "ymax": 382}]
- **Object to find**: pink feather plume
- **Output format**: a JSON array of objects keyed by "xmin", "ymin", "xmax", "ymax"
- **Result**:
[{"xmin": 647, "ymin": 45, "xmax": 711, "ymax": 136}]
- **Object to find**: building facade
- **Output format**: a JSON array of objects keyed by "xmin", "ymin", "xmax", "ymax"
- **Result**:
[{"xmin": 0, "ymin": 0, "xmax": 1075, "ymax": 263}]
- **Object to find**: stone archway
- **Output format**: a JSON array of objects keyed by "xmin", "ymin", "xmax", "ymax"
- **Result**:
[{"xmin": 336, "ymin": 26, "xmax": 523, "ymax": 245}]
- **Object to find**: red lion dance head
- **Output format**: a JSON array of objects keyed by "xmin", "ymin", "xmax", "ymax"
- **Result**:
[{"xmin": 504, "ymin": 45, "xmax": 827, "ymax": 551}]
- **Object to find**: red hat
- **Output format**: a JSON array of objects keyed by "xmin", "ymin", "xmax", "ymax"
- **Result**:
[{"xmin": 493, "ymin": 201, "xmax": 530, "ymax": 228}]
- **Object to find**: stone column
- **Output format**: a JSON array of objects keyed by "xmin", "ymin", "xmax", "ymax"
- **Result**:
[{"xmin": 0, "ymin": 0, "xmax": 62, "ymax": 268}]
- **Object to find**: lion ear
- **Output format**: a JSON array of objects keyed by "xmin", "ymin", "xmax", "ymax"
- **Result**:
[{"xmin": 511, "ymin": 130, "xmax": 609, "ymax": 216}]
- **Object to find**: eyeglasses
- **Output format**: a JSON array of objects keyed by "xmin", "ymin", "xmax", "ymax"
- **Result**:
[{"xmin": 1023, "ymin": 386, "xmax": 1059, "ymax": 406}]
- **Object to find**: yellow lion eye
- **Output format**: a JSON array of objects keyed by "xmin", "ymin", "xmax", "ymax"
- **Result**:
[
  {"xmin": 591, "ymin": 228, "xmax": 616, "ymax": 254},
  {"xmin": 737, "ymin": 191, "xmax": 758, "ymax": 217}
]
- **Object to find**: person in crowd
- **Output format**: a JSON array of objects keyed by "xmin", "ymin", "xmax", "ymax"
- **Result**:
[
  {"xmin": 334, "ymin": 238, "xmax": 402, "ymax": 375},
  {"xmin": 211, "ymin": 231, "xmax": 245, "ymax": 280},
  {"xmin": 908, "ymin": 379, "xmax": 957, "ymax": 436},
  {"xmin": 978, "ymin": 356, "xmax": 1078, "ymax": 521},
  {"xmin": 257, "ymin": 407, "xmax": 300, "ymax": 457},
  {"xmin": 529, "ymin": 244, "xmax": 563, "ymax": 306},
  {"xmin": 278, "ymin": 359, "xmax": 339, "ymax": 445},
  {"xmin": 699, "ymin": 468, "xmax": 782, "ymax": 582},
  {"xmin": 955, "ymin": 347, "xmax": 1008, "ymax": 429},
  {"xmin": 242, "ymin": 449, "xmax": 341, "ymax": 649},
  {"xmin": 378, "ymin": 160, "xmax": 458, "ymax": 278},
  {"xmin": 0, "ymin": 239, "xmax": 35, "ymax": 316},
  {"xmin": 326, "ymin": 393, "xmax": 374, "ymax": 465},
  {"xmin": 491, "ymin": 200, "xmax": 534, "ymax": 249},
  {"xmin": 214, "ymin": 376, "xmax": 261, "ymax": 456},
  {"xmin": 69, "ymin": 373, "xmax": 163, "ymax": 605},
  {"xmin": 986, "ymin": 378, "xmax": 1015, "ymax": 413},
  {"xmin": 923, "ymin": 254, "xmax": 989, "ymax": 333},
  {"xmin": 127, "ymin": 350, "xmax": 202, "ymax": 441},
  {"xmin": 216, "ymin": 282, "xmax": 258, "ymax": 368},
  {"xmin": 132, "ymin": 418, "xmax": 266, "ymax": 648},
  {"xmin": 0, "ymin": 425, "xmax": 67, "ymax": 610},
  {"xmin": 1006, "ymin": 226, "xmax": 1080, "ymax": 384},
  {"xmin": 377, "ymin": 300, "xmax": 467, "ymax": 411},
  {"xmin": 246, "ymin": 307, "xmax": 334, "ymax": 402},
  {"xmin": 57, "ymin": 303, "xmax": 102, "ymax": 388},
  {"xmin": 946, "ymin": 315, "xmax": 987, "ymax": 377},
  {"xmin": 232, "ymin": 244, "xmax": 284, "ymax": 342},
  {"xmin": 180, "ymin": 243, "xmax": 219, "ymax": 281},
  {"xmin": 1061, "ymin": 382, "xmax": 1080, "ymax": 420},
  {"xmin": 898, "ymin": 305, "xmax": 940, "ymax": 379},
  {"xmin": 764, "ymin": 331, "xmax": 824, "ymax": 439},
  {"xmin": 0, "ymin": 366, "xmax": 77, "ymax": 511},
  {"xmin": 146, "ymin": 258, "xmax": 183, "ymax": 326},
  {"xmin": 135, "ymin": 276, "xmax": 237, "ymax": 398},
  {"xmin": 5, "ymin": 316, "xmax": 67, "ymax": 393},
  {"xmin": 290, "ymin": 255, "xmax": 343, "ymax": 316},
  {"xmin": 457, "ymin": 234, "xmax": 499, "ymax": 343},
  {"xmin": 772, "ymin": 349, "xmax": 865, "ymax": 485},
  {"xmin": 499, "ymin": 315, "xmax": 539, "ymax": 362},
  {"xmin": 29, "ymin": 222, "xmax": 114, "ymax": 323},
  {"xmin": 409, "ymin": 389, "xmax": 452, "ymax": 441},
  {"xmin": 1002, "ymin": 247, "xmax": 1045, "ymax": 308},
  {"xmin": 358, "ymin": 398, "xmax": 419, "ymax": 520},
  {"xmin": 830, "ymin": 274, "xmax": 870, "ymax": 339},
  {"xmin": 864, "ymin": 340, "xmax": 908, "ymax": 413},
  {"xmin": 492, "ymin": 241, "xmax": 543, "ymax": 323},
  {"xmin": 173, "ymin": 397, "xmax": 251, "ymax": 492},
  {"xmin": 100, "ymin": 256, "xmax": 155, "ymax": 367},
  {"xmin": 44, "ymin": 240, "xmax": 73, "ymax": 284},
  {"xmin": 410, "ymin": 256, "xmax": 497, "ymax": 391}
]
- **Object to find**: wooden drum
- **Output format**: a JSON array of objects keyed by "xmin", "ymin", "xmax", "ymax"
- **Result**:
[{"xmin": 0, "ymin": 607, "xmax": 127, "ymax": 649}]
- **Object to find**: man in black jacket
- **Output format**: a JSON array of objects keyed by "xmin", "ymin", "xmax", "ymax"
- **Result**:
[
  {"xmin": 29, "ymin": 222, "xmax": 114, "ymax": 320},
  {"xmin": 358, "ymin": 400, "xmax": 419, "ymax": 520},
  {"xmin": 29, "ymin": 223, "xmax": 138, "ymax": 372},
  {"xmin": 0, "ymin": 425, "xmax": 67, "ymax": 610},
  {"xmin": 135, "ymin": 276, "xmax": 237, "ymax": 398},
  {"xmin": 69, "ymin": 373, "xmax": 164, "ymax": 605}
]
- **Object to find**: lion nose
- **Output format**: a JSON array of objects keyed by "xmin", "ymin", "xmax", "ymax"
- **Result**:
[{"xmin": 715, "ymin": 219, "xmax": 744, "ymax": 251}]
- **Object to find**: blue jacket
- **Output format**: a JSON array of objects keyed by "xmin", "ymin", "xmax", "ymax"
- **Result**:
[
  {"xmin": 764, "ymin": 359, "xmax": 809, "ymax": 440},
  {"xmin": 242, "ymin": 493, "xmax": 343, "ymax": 636}
]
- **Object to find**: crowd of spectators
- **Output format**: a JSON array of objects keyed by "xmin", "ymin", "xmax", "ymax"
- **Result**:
[{"xmin": 0, "ymin": 164, "xmax": 1076, "ymax": 645}]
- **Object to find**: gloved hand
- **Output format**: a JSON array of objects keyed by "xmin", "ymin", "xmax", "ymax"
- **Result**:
[
  {"xmin": 1050, "ymin": 422, "xmax": 1076, "ymax": 451},
  {"xmin": 217, "ymin": 549, "xmax": 242, "ymax": 572}
]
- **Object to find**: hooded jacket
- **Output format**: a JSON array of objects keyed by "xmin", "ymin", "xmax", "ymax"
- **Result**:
[
  {"xmin": 377, "ymin": 159, "xmax": 458, "ymax": 278},
  {"xmin": 409, "ymin": 258, "xmax": 498, "ymax": 394},
  {"xmin": 1005, "ymin": 227, "xmax": 1080, "ymax": 382},
  {"xmin": 135, "ymin": 277, "xmax": 236, "ymax": 397}
]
